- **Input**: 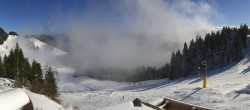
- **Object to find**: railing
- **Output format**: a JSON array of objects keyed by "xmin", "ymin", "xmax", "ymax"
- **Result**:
[{"xmin": 140, "ymin": 97, "xmax": 219, "ymax": 110}]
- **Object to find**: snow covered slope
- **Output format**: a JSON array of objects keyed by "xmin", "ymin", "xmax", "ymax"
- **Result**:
[
  {"xmin": 57, "ymin": 57, "xmax": 250, "ymax": 110},
  {"xmin": 57, "ymin": 37, "xmax": 250, "ymax": 110},
  {"xmin": 3, "ymin": 35, "xmax": 250, "ymax": 110},
  {"xmin": 0, "ymin": 78, "xmax": 65, "ymax": 110},
  {"xmin": 0, "ymin": 35, "xmax": 66, "ymax": 65},
  {"xmin": 26, "ymin": 90, "xmax": 65, "ymax": 110},
  {"xmin": 0, "ymin": 88, "xmax": 30, "ymax": 110},
  {"xmin": 30, "ymin": 38, "xmax": 66, "ymax": 56},
  {"xmin": 0, "ymin": 35, "xmax": 68, "ymax": 110}
]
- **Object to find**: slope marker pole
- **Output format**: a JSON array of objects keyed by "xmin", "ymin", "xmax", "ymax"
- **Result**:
[{"xmin": 202, "ymin": 61, "xmax": 207, "ymax": 88}]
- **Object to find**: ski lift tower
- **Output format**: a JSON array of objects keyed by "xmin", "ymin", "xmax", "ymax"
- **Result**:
[{"xmin": 202, "ymin": 61, "xmax": 207, "ymax": 88}]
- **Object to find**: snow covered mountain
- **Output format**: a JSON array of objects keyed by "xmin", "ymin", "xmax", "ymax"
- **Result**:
[
  {"xmin": 0, "ymin": 35, "xmax": 66, "ymax": 65},
  {"xmin": 2, "ymin": 35, "xmax": 250, "ymax": 110},
  {"xmin": 0, "ymin": 35, "xmax": 67, "ymax": 109}
]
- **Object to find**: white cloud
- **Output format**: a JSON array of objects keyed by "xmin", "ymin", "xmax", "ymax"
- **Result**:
[{"xmin": 51, "ymin": 0, "xmax": 217, "ymax": 71}]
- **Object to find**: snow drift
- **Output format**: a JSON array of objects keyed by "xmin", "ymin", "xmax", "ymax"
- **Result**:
[{"xmin": 0, "ymin": 88, "xmax": 32, "ymax": 110}]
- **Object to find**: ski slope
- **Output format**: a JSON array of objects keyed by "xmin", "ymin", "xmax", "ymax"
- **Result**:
[
  {"xmin": 2, "ymin": 35, "xmax": 250, "ymax": 110},
  {"xmin": 57, "ymin": 38, "xmax": 250, "ymax": 110},
  {"xmin": 57, "ymin": 56, "xmax": 250, "ymax": 110}
]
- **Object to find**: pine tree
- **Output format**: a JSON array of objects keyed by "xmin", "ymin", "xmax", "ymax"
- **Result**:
[
  {"xmin": 169, "ymin": 52, "xmax": 176, "ymax": 79},
  {"xmin": 159, "ymin": 63, "xmax": 170, "ymax": 79},
  {"xmin": 195, "ymin": 36, "xmax": 204, "ymax": 68},
  {"xmin": 22, "ymin": 58, "xmax": 32, "ymax": 87},
  {"xmin": 14, "ymin": 43, "xmax": 25, "ymax": 70},
  {"xmin": 220, "ymin": 29, "xmax": 228, "ymax": 65},
  {"xmin": 8, "ymin": 31, "xmax": 18, "ymax": 36},
  {"xmin": 182, "ymin": 42, "xmax": 188, "ymax": 77},
  {"xmin": 26, "ymin": 60, "xmax": 36, "ymax": 83},
  {"xmin": 14, "ymin": 43, "xmax": 26, "ymax": 87},
  {"xmin": 188, "ymin": 39, "xmax": 196, "ymax": 73},
  {"xmin": 239, "ymin": 24, "xmax": 248, "ymax": 48},
  {"xmin": 0, "ymin": 27, "xmax": 8, "ymax": 44},
  {"xmin": 164, "ymin": 63, "xmax": 170, "ymax": 79},
  {"xmin": 6, "ymin": 49, "xmax": 15, "ymax": 79},
  {"xmin": 175, "ymin": 49, "xmax": 183, "ymax": 78},
  {"xmin": 3, "ymin": 55, "xmax": 8, "ymax": 77},
  {"xmin": 31, "ymin": 60, "xmax": 44, "ymax": 94},
  {"xmin": 0, "ymin": 57, "xmax": 4, "ymax": 77},
  {"xmin": 44, "ymin": 66, "xmax": 58, "ymax": 100},
  {"xmin": 157, "ymin": 25, "xmax": 248, "ymax": 80}
]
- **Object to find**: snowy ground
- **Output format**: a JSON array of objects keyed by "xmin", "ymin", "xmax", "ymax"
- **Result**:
[
  {"xmin": 0, "ymin": 35, "xmax": 67, "ymax": 110},
  {"xmin": 0, "ymin": 78, "xmax": 65, "ymax": 110},
  {"xmin": 56, "ymin": 56, "xmax": 250, "ymax": 110},
  {"xmin": 53, "ymin": 37, "xmax": 250, "ymax": 110},
  {"xmin": 2, "ymin": 35, "xmax": 250, "ymax": 109}
]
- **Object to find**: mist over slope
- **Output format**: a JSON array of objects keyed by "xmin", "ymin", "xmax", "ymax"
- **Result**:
[
  {"xmin": 0, "ymin": 34, "xmax": 66, "ymax": 66},
  {"xmin": 58, "ymin": 37, "xmax": 250, "ymax": 110},
  {"xmin": 47, "ymin": 0, "xmax": 217, "ymax": 73}
]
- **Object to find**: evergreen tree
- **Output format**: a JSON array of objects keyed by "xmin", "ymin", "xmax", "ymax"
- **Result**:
[
  {"xmin": 195, "ymin": 36, "xmax": 204, "ymax": 68},
  {"xmin": 31, "ymin": 60, "xmax": 44, "ymax": 94},
  {"xmin": 175, "ymin": 49, "xmax": 183, "ymax": 78},
  {"xmin": 14, "ymin": 43, "xmax": 26, "ymax": 87},
  {"xmin": 6, "ymin": 49, "xmax": 15, "ymax": 79},
  {"xmin": 169, "ymin": 52, "xmax": 176, "ymax": 79},
  {"xmin": 182, "ymin": 42, "xmax": 189, "ymax": 77},
  {"xmin": 3, "ymin": 55, "xmax": 8, "ymax": 78},
  {"xmin": 0, "ymin": 27, "xmax": 8, "ymax": 44},
  {"xmin": 239, "ymin": 24, "xmax": 248, "ymax": 48},
  {"xmin": 220, "ymin": 29, "xmax": 229, "ymax": 65},
  {"xmin": 188, "ymin": 39, "xmax": 196, "ymax": 71},
  {"xmin": 8, "ymin": 31, "xmax": 18, "ymax": 36},
  {"xmin": 0, "ymin": 41, "xmax": 59, "ymax": 99},
  {"xmin": 159, "ymin": 25, "xmax": 248, "ymax": 80},
  {"xmin": 0, "ymin": 57, "xmax": 4, "ymax": 77},
  {"xmin": 231, "ymin": 34, "xmax": 244, "ymax": 61},
  {"xmin": 26, "ymin": 61, "xmax": 36, "ymax": 83},
  {"xmin": 18, "ymin": 58, "xmax": 31, "ymax": 87},
  {"xmin": 44, "ymin": 66, "xmax": 58, "ymax": 100},
  {"xmin": 159, "ymin": 63, "xmax": 170, "ymax": 79}
]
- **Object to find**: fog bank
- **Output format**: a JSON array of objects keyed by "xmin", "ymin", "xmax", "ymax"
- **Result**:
[{"xmin": 50, "ymin": 0, "xmax": 217, "ymax": 71}]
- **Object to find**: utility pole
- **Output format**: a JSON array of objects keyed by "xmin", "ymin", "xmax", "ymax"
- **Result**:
[{"xmin": 202, "ymin": 61, "xmax": 207, "ymax": 88}]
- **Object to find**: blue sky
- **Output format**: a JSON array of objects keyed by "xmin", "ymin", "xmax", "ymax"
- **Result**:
[
  {"xmin": 0, "ymin": 0, "xmax": 250, "ymax": 33},
  {"xmin": 0, "ymin": 0, "xmax": 89, "ymax": 33},
  {"xmin": 214, "ymin": 0, "xmax": 250, "ymax": 25}
]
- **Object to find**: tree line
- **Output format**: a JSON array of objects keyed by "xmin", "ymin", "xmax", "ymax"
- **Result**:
[
  {"xmin": 0, "ymin": 43, "xmax": 58, "ymax": 101},
  {"xmin": 134, "ymin": 24, "xmax": 249, "ymax": 81},
  {"xmin": 83, "ymin": 24, "xmax": 249, "ymax": 82}
]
